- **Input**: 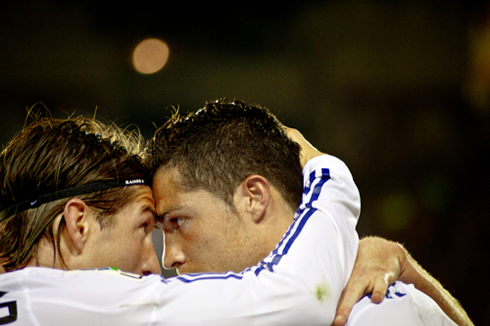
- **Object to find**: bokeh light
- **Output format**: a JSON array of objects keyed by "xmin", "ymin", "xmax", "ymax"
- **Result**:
[
  {"xmin": 379, "ymin": 192, "xmax": 415, "ymax": 231},
  {"xmin": 132, "ymin": 38, "xmax": 169, "ymax": 74},
  {"xmin": 420, "ymin": 175, "xmax": 454, "ymax": 213}
]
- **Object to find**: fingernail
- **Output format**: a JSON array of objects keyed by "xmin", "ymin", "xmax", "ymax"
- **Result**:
[{"xmin": 333, "ymin": 315, "xmax": 344, "ymax": 326}]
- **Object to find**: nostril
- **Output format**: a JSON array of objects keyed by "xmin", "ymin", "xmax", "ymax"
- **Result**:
[
  {"xmin": 165, "ymin": 261, "xmax": 182, "ymax": 270},
  {"xmin": 164, "ymin": 249, "xmax": 185, "ymax": 270}
]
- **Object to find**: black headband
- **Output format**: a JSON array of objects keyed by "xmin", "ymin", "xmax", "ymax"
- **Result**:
[{"xmin": 0, "ymin": 178, "xmax": 148, "ymax": 223}]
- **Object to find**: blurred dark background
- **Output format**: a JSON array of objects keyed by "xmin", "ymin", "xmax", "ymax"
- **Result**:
[{"xmin": 1, "ymin": 0, "xmax": 488, "ymax": 324}]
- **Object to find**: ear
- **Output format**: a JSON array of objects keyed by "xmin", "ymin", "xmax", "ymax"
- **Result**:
[
  {"xmin": 235, "ymin": 175, "xmax": 271, "ymax": 224},
  {"xmin": 62, "ymin": 198, "xmax": 92, "ymax": 255}
]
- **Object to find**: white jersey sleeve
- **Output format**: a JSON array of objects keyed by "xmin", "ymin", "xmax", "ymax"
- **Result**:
[
  {"xmin": 0, "ymin": 155, "xmax": 360, "ymax": 326},
  {"xmin": 347, "ymin": 281, "xmax": 458, "ymax": 326}
]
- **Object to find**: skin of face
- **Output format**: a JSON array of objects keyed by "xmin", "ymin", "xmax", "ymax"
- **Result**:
[
  {"xmin": 153, "ymin": 166, "xmax": 274, "ymax": 275},
  {"xmin": 65, "ymin": 185, "xmax": 162, "ymax": 275}
]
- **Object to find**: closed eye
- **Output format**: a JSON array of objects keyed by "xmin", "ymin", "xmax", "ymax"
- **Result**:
[
  {"xmin": 140, "ymin": 216, "xmax": 156, "ymax": 234},
  {"xmin": 141, "ymin": 221, "xmax": 152, "ymax": 233}
]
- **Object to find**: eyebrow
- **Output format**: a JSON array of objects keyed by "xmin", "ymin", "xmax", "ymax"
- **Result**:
[
  {"xmin": 140, "ymin": 204, "xmax": 157, "ymax": 222},
  {"xmin": 145, "ymin": 204, "xmax": 156, "ymax": 216}
]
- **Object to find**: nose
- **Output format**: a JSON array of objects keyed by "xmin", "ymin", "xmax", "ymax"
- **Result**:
[
  {"xmin": 142, "ymin": 237, "xmax": 163, "ymax": 275},
  {"xmin": 163, "ymin": 239, "xmax": 186, "ymax": 270}
]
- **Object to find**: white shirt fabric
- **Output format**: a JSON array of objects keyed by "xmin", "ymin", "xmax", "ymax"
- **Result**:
[
  {"xmin": 0, "ymin": 155, "xmax": 455, "ymax": 325},
  {"xmin": 0, "ymin": 155, "xmax": 358, "ymax": 325},
  {"xmin": 348, "ymin": 281, "xmax": 457, "ymax": 326}
]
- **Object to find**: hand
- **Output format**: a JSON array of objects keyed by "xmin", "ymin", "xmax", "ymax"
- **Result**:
[
  {"xmin": 0, "ymin": 265, "xmax": 5, "ymax": 274},
  {"xmin": 283, "ymin": 126, "xmax": 324, "ymax": 168},
  {"xmin": 333, "ymin": 236, "xmax": 406, "ymax": 326}
]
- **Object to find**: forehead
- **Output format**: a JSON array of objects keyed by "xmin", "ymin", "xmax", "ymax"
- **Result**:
[
  {"xmin": 152, "ymin": 166, "xmax": 184, "ymax": 203},
  {"xmin": 116, "ymin": 185, "xmax": 156, "ymax": 216},
  {"xmin": 152, "ymin": 166, "xmax": 187, "ymax": 214},
  {"xmin": 106, "ymin": 185, "xmax": 156, "ymax": 228},
  {"xmin": 152, "ymin": 166, "xmax": 227, "ymax": 216},
  {"xmin": 128, "ymin": 185, "xmax": 155, "ymax": 205}
]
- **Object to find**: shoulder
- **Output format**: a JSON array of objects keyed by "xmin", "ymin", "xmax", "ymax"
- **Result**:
[
  {"xmin": 1, "ymin": 267, "xmax": 164, "ymax": 297},
  {"xmin": 347, "ymin": 281, "xmax": 457, "ymax": 326},
  {"xmin": 0, "ymin": 268, "xmax": 166, "ymax": 325}
]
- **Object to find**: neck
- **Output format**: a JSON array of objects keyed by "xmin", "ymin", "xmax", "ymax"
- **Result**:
[
  {"xmin": 26, "ymin": 236, "xmax": 65, "ymax": 269},
  {"xmin": 26, "ymin": 214, "xmax": 68, "ymax": 270}
]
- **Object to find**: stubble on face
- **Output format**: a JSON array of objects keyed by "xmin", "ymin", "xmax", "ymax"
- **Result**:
[{"xmin": 153, "ymin": 166, "xmax": 270, "ymax": 275}]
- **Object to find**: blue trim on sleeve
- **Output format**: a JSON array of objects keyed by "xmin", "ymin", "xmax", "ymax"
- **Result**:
[
  {"xmin": 256, "ymin": 168, "xmax": 331, "ymax": 275},
  {"xmin": 255, "ymin": 208, "xmax": 315, "ymax": 276},
  {"xmin": 176, "ymin": 272, "xmax": 248, "ymax": 283}
]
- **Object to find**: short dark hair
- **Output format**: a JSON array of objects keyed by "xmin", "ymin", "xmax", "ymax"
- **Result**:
[
  {"xmin": 0, "ymin": 115, "xmax": 148, "ymax": 271},
  {"xmin": 146, "ymin": 99, "xmax": 303, "ymax": 211}
]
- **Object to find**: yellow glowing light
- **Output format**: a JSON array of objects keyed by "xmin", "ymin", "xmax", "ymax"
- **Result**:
[{"xmin": 132, "ymin": 38, "xmax": 169, "ymax": 74}]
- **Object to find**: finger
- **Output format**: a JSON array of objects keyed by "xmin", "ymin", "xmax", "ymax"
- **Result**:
[
  {"xmin": 282, "ymin": 125, "xmax": 298, "ymax": 140},
  {"xmin": 334, "ymin": 283, "xmax": 368, "ymax": 326},
  {"xmin": 332, "ymin": 313, "xmax": 348, "ymax": 326},
  {"xmin": 282, "ymin": 126, "xmax": 324, "ymax": 167},
  {"xmin": 370, "ymin": 273, "xmax": 391, "ymax": 303}
]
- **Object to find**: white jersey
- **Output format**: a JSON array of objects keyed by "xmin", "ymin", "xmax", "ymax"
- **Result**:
[
  {"xmin": 0, "ymin": 155, "xmax": 455, "ymax": 325},
  {"xmin": 347, "ymin": 282, "xmax": 457, "ymax": 326},
  {"xmin": 0, "ymin": 155, "xmax": 360, "ymax": 325}
]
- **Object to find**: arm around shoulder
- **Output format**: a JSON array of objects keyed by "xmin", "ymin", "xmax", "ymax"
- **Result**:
[
  {"xmin": 399, "ymin": 244, "xmax": 474, "ymax": 326},
  {"xmin": 334, "ymin": 236, "xmax": 473, "ymax": 326}
]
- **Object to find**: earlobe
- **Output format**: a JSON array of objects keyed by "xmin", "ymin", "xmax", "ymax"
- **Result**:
[
  {"xmin": 240, "ymin": 175, "xmax": 271, "ymax": 224},
  {"xmin": 62, "ymin": 199, "xmax": 90, "ymax": 254}
]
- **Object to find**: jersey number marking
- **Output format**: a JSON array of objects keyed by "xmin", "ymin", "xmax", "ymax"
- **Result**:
[{"xmin": 0, "ymin": 292, "xmax": 17, "ymax": 325}]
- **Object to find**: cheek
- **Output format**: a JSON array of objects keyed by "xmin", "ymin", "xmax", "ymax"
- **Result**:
[
  {"xmin": 193, "ymin": 232, "xmax": 228, "ymax": 260},
  {"xmin": 115, "ymin": 231, "xmax": 148, "ymax": 267},
  {"xmin": 135, "ymin": 232, "xmax": 151, "ymax": 253}
]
